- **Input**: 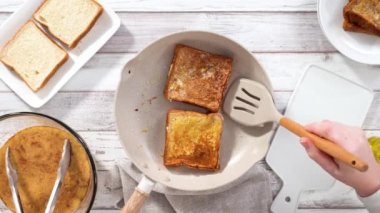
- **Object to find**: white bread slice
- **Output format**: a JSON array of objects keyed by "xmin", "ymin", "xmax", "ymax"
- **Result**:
[
  {"xmin": 0, "ymin": 21, "xmax": 68, "ymax": 92},
  {"xmin": 33, "ymin": 0, "xmax": 103, "ymax": 48}
]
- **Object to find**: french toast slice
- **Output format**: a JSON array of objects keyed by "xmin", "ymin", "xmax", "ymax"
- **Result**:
[
  {"xmin": 343, "ymin": 0, "xmax": 380, "ymax": 36},
  {"xmin": 343, "ymin": 18, "xmax": 377, "ymax": 35},
  {"xmin": 164, "ymin": 109, "xmax": 223, "ymax": 171},
  {"xmin": 164, "ymin": 44, "xmax": 233, "ymax": 112}
]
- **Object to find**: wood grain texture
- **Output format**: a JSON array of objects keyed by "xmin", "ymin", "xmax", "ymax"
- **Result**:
[
  {"xmin": 79, "ymin": 131, "xmax": 126, "ymax": 170},
  {"xmin": 0, "ymin": 0, "xmax": 379, "ymax": 211},
  {"xmin": 0, "ymin": 12, "xmax": 334, "ymax": 53},
  {"xmin": 0, "ymin": 91, "xmax": 379, "ymax": 130},
  {"xmin": 3, "ymin": 53, "xmax": 380, "ymax": 93},
  {"xmin": 122, "ymin": 189, "xmax": 149, "ymax": 213},
  {"xmin": 298, "ymin": 210, "xmax": 367, "ymax": 213},
  {"xmin": 0, "ymin": 0, "xmax": 316, "ymax": 12},
  {"xmin": 1, "ymin": 130, "xmax": 378, "ymax": 210},
  {"xmin": 0, "ymin": 92, "xmax": 116, "ymax": 131}
]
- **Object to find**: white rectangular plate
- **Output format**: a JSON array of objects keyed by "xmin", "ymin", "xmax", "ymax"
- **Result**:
[
  {"xmin": 266, "ymin": 65, "xmax": 374, "ymax": 213},
  {"xmin": 0, "ymin": 0, "xmax": 120, "ymax": 108}
]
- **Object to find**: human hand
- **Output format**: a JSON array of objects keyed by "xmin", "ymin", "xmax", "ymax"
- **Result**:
[{"xmin": 300, "ymin": 120, "xmax": 380, "ymax": 197}]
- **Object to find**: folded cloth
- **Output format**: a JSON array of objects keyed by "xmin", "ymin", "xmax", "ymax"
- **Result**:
[{"xmin": 116, "ymin": 158, "xmax": 274, "ymax": 213}]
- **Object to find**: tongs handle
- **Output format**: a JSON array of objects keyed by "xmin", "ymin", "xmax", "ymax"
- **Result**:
[
  {"xmin": 5, "ymin": 148, "xmax": 23, "ymax": 213},
  {"xmin": 45, "ymin": 139, "xmax": 71, "ymax": 213}
]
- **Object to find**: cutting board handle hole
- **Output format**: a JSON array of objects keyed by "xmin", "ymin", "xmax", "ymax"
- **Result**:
[
  {"xmin": 285, "ymin": 196, "xmax": 291, "ymax": 202},
  {"xmin": 352, "ymin": 160, "xmax": 356, "ymax": 165}
]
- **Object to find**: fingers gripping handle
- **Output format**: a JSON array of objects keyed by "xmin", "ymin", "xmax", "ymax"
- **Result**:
[
  {"xmin": 121, "ymin": 176, "xmax": 155, "ymax": 213},
  {"xmin": 279, "ymin": 117, "xmax": 368, "ymax": 172}
]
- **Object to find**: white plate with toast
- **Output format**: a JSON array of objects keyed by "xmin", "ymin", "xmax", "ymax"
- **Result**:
[
  {"xmin": 318, "ymin": 0, "xmax": 380, "ymax": 65},
  {"xmin": 0, "ymin": 0, "xmax": 120, "ymax": 108}
]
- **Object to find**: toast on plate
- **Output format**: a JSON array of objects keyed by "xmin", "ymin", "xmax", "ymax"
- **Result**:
[
  {"xmin": 34, "ymin": 0, "xmax": 103, "ymax": 48},
  {"xmin": 343, "ymin": 19, "xmax": 377, "ymax": 35},
  {"xmin": 343, "ymin": 0, "xmax": 380, "ymax": 36},
  {"xmin": 164, "ymin": 44, "xmax": 233, "ymax": 112},
  {"xmin": 0, "ymin": 21, "xmax": 68, "ymax": 92},
  {"xmin": 343, "ymin": 19, "xmax": 367, "ymax": 33},
  {"xmin": 164, "ymin": 109, "xmax": 223, "ymax": 171}
]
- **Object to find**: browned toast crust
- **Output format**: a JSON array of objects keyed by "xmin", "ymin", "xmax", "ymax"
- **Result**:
[
  {"xmin": 347, "ymin": 12, "xmax": 380, "ymax": 35},
  {"xmin": 0, "ymin": 21, "xmax": 68, "ymax": 92},
  {"xmin": 343, "ymin": 18, "xmax": 377, "ymax": 35},
  {"xmin": 69, "ymin": 0, "xmax": 103, "ymax": 48},
  {"xmin": 164, "ymin": 44, "xmax": 233, "ymax": 112},
  {"xmin": 164, "ymin": 109, "xmax": 223, "ymax": 171},
  {"xmin": 33, "ymin": 0, "xmax": 103, "ymax": 48},
  {"xmin": 343, "ymin": 0, "xmax": 356, "ymax": 20}
]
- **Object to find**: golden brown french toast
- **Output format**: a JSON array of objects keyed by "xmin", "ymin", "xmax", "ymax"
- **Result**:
[
  {"xmin": 164, "ymin": 109, "xmax": 223, "ymax": 171},
  {"xmin": 343, "ymin": 18, "xmax": 377, "ymax": 35},
  {"xmin": 164, "ymin": 44, "xmax": 233, "ymax": 112},
  {"xmin": 343, "ymin": 0, "xmax": 380, "ymax": 36}
]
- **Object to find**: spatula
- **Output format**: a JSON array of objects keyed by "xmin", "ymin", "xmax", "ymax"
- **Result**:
[{"xmin": 223, "ymin": 78, "xmax": 368, "ymax": 172}]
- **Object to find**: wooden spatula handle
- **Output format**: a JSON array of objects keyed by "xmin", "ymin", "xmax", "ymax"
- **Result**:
[
  {"xmin": 279, "ymin": 117, "xmax": 368, "ymax": 172},
  {"xmin": 121, "ymin": 188, "xmax": 148, "ymax": 213}
]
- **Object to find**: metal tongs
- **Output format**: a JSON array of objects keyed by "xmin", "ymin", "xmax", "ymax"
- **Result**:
[
  {"xmin": 5, "ymin": 139, "xmax": 71, "ymax": 213},
  {"xmin": 5, "ymin": 147, "xmax": 23, "ymax": 213}
]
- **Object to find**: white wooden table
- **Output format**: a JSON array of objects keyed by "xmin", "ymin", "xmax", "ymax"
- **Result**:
[{"xmin": 1, "ymin": 0, "xmax": 379, "ymax": 212}]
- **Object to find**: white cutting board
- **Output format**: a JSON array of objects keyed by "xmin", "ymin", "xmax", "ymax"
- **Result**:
[{"xmin": 266, "ymin": 65, "xmax": 374, "ymax": 213}]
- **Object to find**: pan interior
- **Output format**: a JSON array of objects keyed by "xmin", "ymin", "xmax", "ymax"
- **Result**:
[{"xmin": 115, "ymin": 31, "xmax": 274, "ymax": 192}]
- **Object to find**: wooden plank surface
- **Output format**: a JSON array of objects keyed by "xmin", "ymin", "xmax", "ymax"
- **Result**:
[
  {"xmin": 0, "ymin": 0, "xmax": 379, "ymax": 212},
  {"xmin": 2, "ymin": 52, "xmax": 380, "ymax": 93},
  {"xmin": 0, "ymin": 0, "xmax": 316, "ymax": 12},
  {"xmin": 0, "ymin": 91, "xmax": 379, "ymax": 130},
  {"xmin": 1, "ymin": 129, "xmax": 377, "ymax": 210},
  {"xmin": 298, "ymin": 210, "xmax": 367, "ymax": 213},
  {"xmin": 0, "ymin": 12, "xmax": 334, "ymax": 53}
]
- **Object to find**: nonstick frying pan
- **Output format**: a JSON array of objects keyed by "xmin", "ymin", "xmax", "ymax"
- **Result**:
[{"xmin": 115, "ymin": 31, "xmax": 275, "ymax": 212}]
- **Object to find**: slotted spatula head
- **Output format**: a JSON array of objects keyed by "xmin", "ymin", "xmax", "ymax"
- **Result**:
[
  {"xmin": 224, "ymin": 79, "xmax": 370, "ymax": 172},
  {"xmin": 223, "ymin": 78, "xmax": 281, "ymax": 126}
]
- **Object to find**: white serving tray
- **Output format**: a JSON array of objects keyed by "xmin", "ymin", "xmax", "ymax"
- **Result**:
[
  {"xmin": 0, "ymin": 0, "xmax": 120, "ymax": 108},
  {"xmin": 266, "ymin": 65, "xmax": 374, "ymax": 213}
]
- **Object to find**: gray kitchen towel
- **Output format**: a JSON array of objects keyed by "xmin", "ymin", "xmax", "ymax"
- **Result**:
[{"xmin": 117, "ymin": 158, "xmax": 274, "ymax": 213}]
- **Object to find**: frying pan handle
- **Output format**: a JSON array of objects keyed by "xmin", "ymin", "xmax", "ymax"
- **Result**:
[
  {"xmin": 121, "ymin": 176, "xmax": 155, "ymax": 213},
  {"xmin": 279, "ymin": 117, "xmax": 368, "ymax": 172}
]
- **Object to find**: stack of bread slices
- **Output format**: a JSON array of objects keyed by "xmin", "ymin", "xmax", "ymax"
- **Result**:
[{"xmin": 0, "ymin": 0, "xmax": 103, "ymax": 92}]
